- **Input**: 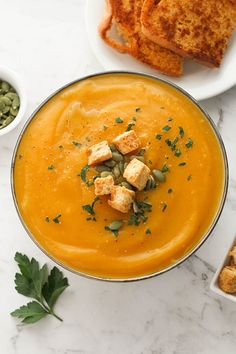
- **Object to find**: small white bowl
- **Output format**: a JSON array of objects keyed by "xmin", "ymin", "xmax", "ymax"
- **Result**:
[
  {"xmin": 210, "ymin": 234, "xmax": 236, "ymax": 303},
  {"xmin": 0, "ymin": 66, "xmax": 27, "ymax": 136}
]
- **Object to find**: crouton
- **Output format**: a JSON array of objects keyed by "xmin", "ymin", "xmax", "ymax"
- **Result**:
[
  {"xmin": 113, "ymin": 130, "xmax": 140, "ymax": 155},
  {"xmin": 108, "ymin": 185, "xmax": 135, "ymax": 213},
  {"xmin": 229, "ymin": 246, "xmax": 236, "ymax": 264},
  {"xmin": 219, "ymin": 266, "xmax": 236, "ymax": 294},
  {"xmin": 123, "ymin": 158, "xmax": 150, "ymax": 191},
  {"xmin": 87, "ymin": 141, "xmax": 112, "ymax": 166},
  {"xmin": 94, "ymin": 175, "xmax": 114, "ymax": 196}
]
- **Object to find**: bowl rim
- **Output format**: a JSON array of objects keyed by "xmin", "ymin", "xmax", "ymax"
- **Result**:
[
  {"xmin": 11, "ymin": 70, "xmax": 229, "ymax": 282},
  {"xmin": 0, "ymin": 66, "xmax": 27, "ymax": 136}
]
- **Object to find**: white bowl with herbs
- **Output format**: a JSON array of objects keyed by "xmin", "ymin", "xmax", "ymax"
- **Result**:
[{"xmin": 0, "ymin": 66, "xmax": 27, "ymax": 136}]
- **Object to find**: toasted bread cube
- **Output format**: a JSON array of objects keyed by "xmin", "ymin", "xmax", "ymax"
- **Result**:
[
  {"xmin": 113, "ymin": 130, "xmax": 140, "ymax": 155},
  {"xmin": 87, "ymin": 141, "xmax": 112, "ymax": 166},
  {"xmin": 229, "ymin": 246, "xmax": 236, "ymax": 264},
  {"xmin": 123, "ymin": 158, "xmax": 150, "ymax": 191},
  {"xmin": 108, "ymin": 186, "xmax": 135, "ymax": 213},
  {"xmin": 219, "ymin": 266, "xmax": 236, "ymax": 293},
  {"xmin": 94, "ymin": 175, "xmax": 114, "ymax": 196}
]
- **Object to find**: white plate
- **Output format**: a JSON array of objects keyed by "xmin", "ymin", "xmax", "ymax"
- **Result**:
[
  {"xmin": 85, "ymin": 0, "xmax": 236, "ymax": 101},
  {"xmin": 210, "ymin": 235, "xmax": 236, "ymax": 303}
]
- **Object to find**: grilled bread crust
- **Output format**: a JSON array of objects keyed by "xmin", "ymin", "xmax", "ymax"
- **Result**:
[
  {"xmin": 99, "ymin": 0, "xmax": 183, "ymax": 76},
  {"xmin": 141, "ymin": 0, "xmax": 236, "ymax": 67}
]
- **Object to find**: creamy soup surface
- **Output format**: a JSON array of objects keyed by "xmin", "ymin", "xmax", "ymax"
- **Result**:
[{"xmin": 14, "ymin": 74, "xmax": 225, "ymax": 279}]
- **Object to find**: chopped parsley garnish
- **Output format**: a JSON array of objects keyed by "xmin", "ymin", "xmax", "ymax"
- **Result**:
[
  {"xmin": 80, "ymin": 165, "xmax": 89, "ymax": 182},
  {"xmin": 162, "ymin": 125, "xmax": 171, "ymax": 132},
  {"xmin": 179, "ymin": 126, "xmax": 184, "ymax": 138},
  {"xmin": 115, "ymin": 117, "xmax": 123, "ymax": 123},
  {"xmin": 168, "ymin": 188, "xmax": 173, "ymax": 193},
  {"xmin": 132, "ymin": 117, "xmax": 137, "ymax": 121},
  {"xmin": 86, "ymin": 180, "xmax": 94, "ymax": 187},
  {"xmin": 156, "ymin": 134, "xmax": 162, "ymax": 140},
  {"xmin": 145, "ymin": 228, "xmax": 151, "ymax": 235},
  {"xmin": 48, "ymin": 165, "xmax": 54, "ymax": 170},
  {"xmin": 185, "ymin": 138, "xmax": 193, "ymax": 148},
  {"xmin": 86, "ymin": 217, "xmax": 96, "ymax": 222},
  {"xmin": 138, "ymin": 148, "xmax": 146, "ymax": 156},
  {"xmin": 129, "ymin": 200, "xmax": 152, "ymax": 226},
  {"xmin": 162, "ymin": 203, "xmax": 167, "ymax": 212},
  {"xmin": 174, "ymin": 149, "xmax": 182, "ymax": 157},
  {"xmin": 161, "ymin": 164, "xmax": 169, "ymax": 173},
  {"xmin": 72, "ymin": 141, "xmax": 82, "ymax": 148},
  {"xmin": 135, "ymin": 107, "xmax": 141, "ymax": 112},
  {"xmin": 168, "ymin": 117, "xmax": 173, "ymax": 122},
  {"xmin": 45, "ymin": 216, "xmax": 50, "ymax": 222},
  {"xmin": 171, "ymin": 137, "xmax": 179, "ymax": 150},
  {"xmin": 187, "ymin": 174, "xmax": 192, "ymax": 181},
  {"xmin": 165, "ymin": 138, "xmax": 172, "ymax": 146},
  {"xmin": 82, "ymin": 197, "xmax": 100, "ymax": 216},
  {"xmin": 126, "ymin": 122, "xmax": 136, "ymax": 131},
  {"xmin": 179, "ymin": 162, "xmax": 186, "ymax": 166},
  {"xmin": 53, "ymin": 214, "xmax": 62, "ymax": 224}
]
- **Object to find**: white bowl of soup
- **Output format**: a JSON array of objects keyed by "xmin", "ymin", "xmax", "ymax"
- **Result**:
[{"xmin": 11, "ymin": 72, "xmax": 228, "ymax": 281}]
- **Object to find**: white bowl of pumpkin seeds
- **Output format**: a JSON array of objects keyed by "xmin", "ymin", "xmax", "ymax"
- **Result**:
[{"xmin": 0, "ymin": 66, "xmax": 27, "ymax": 136}]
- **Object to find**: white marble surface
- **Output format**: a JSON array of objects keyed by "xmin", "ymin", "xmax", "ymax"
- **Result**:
[{"xmin": 0, "ymin": 1, "xmax": 236, "ymax": 353}]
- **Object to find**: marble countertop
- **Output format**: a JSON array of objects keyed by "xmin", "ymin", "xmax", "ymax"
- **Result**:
[{"xmin": 1, "ymin": 1, "xmax": 236, "ymax": 353}]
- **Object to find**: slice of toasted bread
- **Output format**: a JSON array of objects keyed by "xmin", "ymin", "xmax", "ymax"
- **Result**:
[
  {"xmin": 141, "ymin": 0, "xmax": 236, "ymax": 67},
  {"xmin": 99, "ymin": 0, "xmax": 183, "ymax": 76}
]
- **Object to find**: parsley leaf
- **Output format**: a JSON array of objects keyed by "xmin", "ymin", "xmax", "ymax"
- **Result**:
[
  {"xmin": 179, "ymin": 162, "xmax": 186, "ymax": 166},
  {"xmin": 179, "ymin": 126, "xmax": 184, "ymax": 138},
  {"xmin": 42, "ymin": 267, "xmax": 69, "ymax": 309},
  {"xmin": 161, "ymin": 164, "xmax": 169, "ymax": 173},
  {"xmin": 48, "ymin": 165, "xmax": 54, "ymax": 170},
  {"xmin": 53, "ymin": 214, "xmax": 62, "ymax": 224},
  {"xmin": 126, "ymin": 123, "xmax": 136, "ymax": 131},
  {"xmin": 174, "ymin": 149, "xmax": 182, "ymax": 157},
  {"xmin": 11, "ymin": 253, "xmax": 69, "ymax": 324},
  {"xmin": 162, "ymin": 125, "xmax": 171, "ymax": 132},
  {"xmin": 146, "ymin": 228, "xmax": 151, "ymax": 235},
  {"xmin": 115, "ymin": 117, "xmax": 123, "ymax": 123},
  {"xmin": 156, "ymin": 134, "xmax": 162, "ymax": 140},
  {"xmin": 82, "ymin": 197, "xmax": 100, "ymax": 216},
  {"xmin": 135, "ymin": 107, "xmax": 141, "ymax": 112},
  {"xmin": 72, "ymin": 141, "xmax": 82, "ymax": 148},
  {"xmin": 80, "ymin": 165, "xmax": 89, "ymax": 182},
  {"xmin": 185, "ymin": 138, "xmax": 193, "ymax": 148},
  {"xmin": 11, "ymin": 301, "xmax": 48, "ymax": 324}
]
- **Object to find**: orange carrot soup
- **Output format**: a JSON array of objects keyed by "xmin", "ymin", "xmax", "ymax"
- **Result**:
[{"xmin": 13, "ymin": 73, "xmax": 226, "ymax": 279}]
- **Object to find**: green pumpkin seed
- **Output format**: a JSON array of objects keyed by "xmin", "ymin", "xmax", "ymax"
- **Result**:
[
  {"xmin": 12, "ymin": 96, "xmax": 20, "ymax": 109},
  {"xmin": 112, "ymin": 152, "xmax": 124, "ymax": 162},
  {"xmin": 104, "ymin": 159, "xmax": 116, "ymax": 168},
  {"xmin": 109, "ymin": 144, "xmax": 118, "ymax": 152},
  {"xmin": 3, "ymin": 106, "xmax": 10, "ymax": 114},
  {"xmin": 0, "ymin": 98, "xmax": 6, "ymax": 110},
  {"xmin": 152, "ymin": 169, "xmax": 166, "ymax": 182},
  {"xmin": 112, "ymin": 165, "xmax": 120, "ymax": 178},
  {"xmin": 95, "ymin": 165, "xmax": 111, "ymax": 173},
  {"xmin": 2, "ymin": 96, "xmax": 12, "ymax": 106},
  {"xmin": 10, "ymin": 107, "xmax": 18, "ymax": 116},
  {"xmin": 1, "ymin": 81, "xmax": 10, "ymax": 92},
  {"xmin": 100, "ymin": 171, "xmax": 114, "ymax": 178},
  {"xmin": 5, "ymin": 92, "xmax": 17, "ymax": 100},
  {"xmin": 118, "ymin": 161, "xmax": 124, "ymax": 174},
  {"xmin": 120, "ymin": 181, "xmax": 134, "ymax": 190},
  {"xmin": 108, "ymin": 220, "xmax": 124, "ymax": 231}
]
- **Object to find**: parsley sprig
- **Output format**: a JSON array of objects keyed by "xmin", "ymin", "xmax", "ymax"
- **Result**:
[{"xmin": 11, "ymin": 253, "xmax": 69, "ymax": 324}]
